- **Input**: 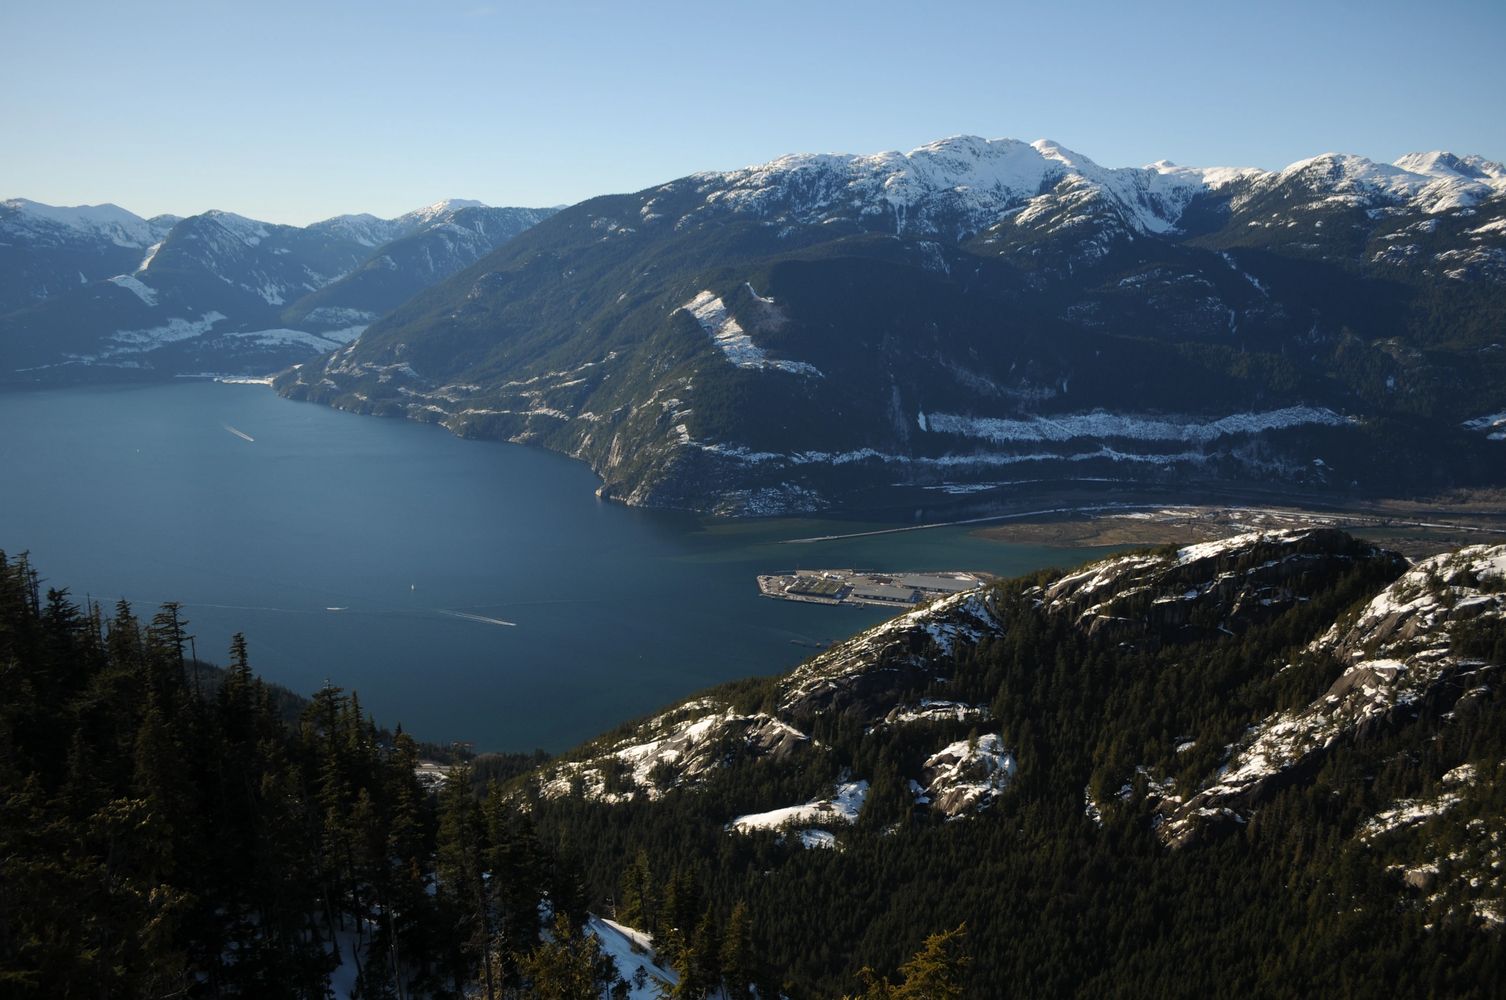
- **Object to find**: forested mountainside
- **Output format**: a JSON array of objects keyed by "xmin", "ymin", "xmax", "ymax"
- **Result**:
[
  {"xmin": 0, "ymin": 200, "xmax": 556, "ymax": 381},
  {"xmin": 521, "ymin": 529, "xmax": 1506, "ymax": 996},
  {"xmin": 5, "ymin": 532, "xmax": 1505, "ymax": 997},
  {"xmin": 0, "ymin": 552, "xmax": 652, "ymax": 999},
  {"xmin": 278, "ymin": 137, "xmax": 1506, "ymax": 515}
]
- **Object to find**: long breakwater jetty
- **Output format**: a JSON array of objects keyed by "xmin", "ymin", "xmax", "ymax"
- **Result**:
[{"xmin": 757, "ymin": 569, "xmax": 985, "ymax": 608}]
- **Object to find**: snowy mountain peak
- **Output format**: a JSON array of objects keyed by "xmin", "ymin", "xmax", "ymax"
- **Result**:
[
  {"xmin": 428, "ymin": 197, "xmax": 486, "ymax": 213},
  {"xmin": 1272, "ymin": 150, "xmax": 1506, "ymax": 212},
  {"xmin": 691, "ymin": 137, "xmax": 1506, "ymax": 244},
  {"xmin": 198, "ymin": 210, "xmax": 274, "ymax": 246},
  {"xmin": 697, "ymin": 136, "xmax": 1282, "ymax": 240},
  {"xmin": 401, "ymin": 198, "xmax": 489, "ymax": 228},
  {"xmin": 1393, "ymin": 150, "xmax": 1506, "ymax": 182},
  {"xmin": 1, "ymin": 198, "xmax": 168, "ymax": 248}
]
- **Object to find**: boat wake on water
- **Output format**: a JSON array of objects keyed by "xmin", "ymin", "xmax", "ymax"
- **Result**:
[{"xmin": 437, "ymin": 609, "xmax": 518, "ymax": 628}]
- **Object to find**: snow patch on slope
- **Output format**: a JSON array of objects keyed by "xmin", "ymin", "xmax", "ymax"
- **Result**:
[
  {"xmin": 729, "ymin": 779, "xmax": 868, "ymax": 845},
  {"xmin": 681, "ymin": 290, "xmax": 822, "ymax": 377},
  {"xmin": 537, "ymin": 700, "xmax": 815, "ymax": 804},
  {"xmin": 1463, "ymin": 411, "xmax": 1506, "ymax": 441},
  {"xmin": 588, "ymin": 916, "xmax": 677, "ymax": 998},
  {"xmin": 106, "ymin": 311, "xmax": 227, "ymax": 352},
  {"xmin": 919, "ymin": 406, "xmax": 1350, "ymax": 445},
  {"xmin": 108, "ymin": 274, "xmax": 158, "ymax": 305}
]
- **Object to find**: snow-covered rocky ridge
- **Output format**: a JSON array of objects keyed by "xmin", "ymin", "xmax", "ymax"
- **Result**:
[
  {"xmin": 1272, "ymin": 151, "xmax": 1506, "ymax": 215},
  {"xmin": 672, "ymin": 136, "xmax": 1504, "ymax": 241},
  {"xmin": 778, "ymin": 589, "xmax": 1002, "ymax": 721},
  {"xmin": 1159, "ymin": 544, "xmax": 1506, "ymax": 848},
  {"xmin": 525, "ymin": 584, "xmax": 1020, "ymax": 831},
  {"xmin": 0, "ymin": 198, "xmax": 178, "ymax": 249},
  {"xmin": 1040, "ymin": 527, "xmax": 1400, "ymax": 645},
  {"xmin": 535, "ymin": 699, "xmax": 817, "ymax": 804},
  {"xmin": 518, "ymin": 528, "xmax": 1503, "ymax": 879}
]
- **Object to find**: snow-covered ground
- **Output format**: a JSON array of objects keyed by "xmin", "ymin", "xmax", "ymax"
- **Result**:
[
  {"xmin": 588, "ymin": 916, "xmax": 678, "ymax": 998},
  {"xmin": 681, "ymin": 289, "xmax": 822, "ymax": 377},
  {"xmin": 108, "ymin": 273, "xmax": 158, "ymax": 305},
  {"xmin": 919, "ymin": 406, "xmax": 1349, "ymax": 446},
  {"xmin": 729, "ymin": 779, "xmax": 869, "ymax": 846}
]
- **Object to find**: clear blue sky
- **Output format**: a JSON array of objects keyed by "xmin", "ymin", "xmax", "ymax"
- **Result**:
[{"xmin": 4, "ymin": 0, "xmax": 1503, "ymax": 225}]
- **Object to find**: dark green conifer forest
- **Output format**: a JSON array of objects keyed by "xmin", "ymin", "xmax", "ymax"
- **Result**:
[
  {"xmin": 4, "ymin": 544, "xmax": 1504, "ymax": 998},
  {"xmin": 0, "ymin": 551, "xmax": 595, "ymax": 999}
]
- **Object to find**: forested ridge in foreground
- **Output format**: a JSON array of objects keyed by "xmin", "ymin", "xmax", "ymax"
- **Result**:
[
  {"xmin": 3, "ymin": 534, "xmax": 1506, "ymax": 997},
  {"xmin": 523, "ymin": 531, "xmax": 1506, "ymax": 997},
  {"xmin": 0, "ymin": 551, "xmax": 662, "ymax": 999}
]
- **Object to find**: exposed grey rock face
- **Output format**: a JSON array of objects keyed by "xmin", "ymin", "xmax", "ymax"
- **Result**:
[{"xmin": 1159, "ymin": 544, "xmax": 1506, "ymax": 848}]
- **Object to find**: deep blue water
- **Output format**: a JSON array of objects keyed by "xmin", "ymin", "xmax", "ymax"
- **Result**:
[{"xmin": 0, "ymin": 381, "xmax": 1117, "ymax": 751}]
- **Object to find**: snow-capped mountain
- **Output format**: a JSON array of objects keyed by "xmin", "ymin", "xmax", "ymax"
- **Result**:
[
  {"xmin": 688, "ymin": 136, "xmax": 1249, "ymax": 239},
  {"xmin": 0, "ymin": 199, "xmax": 556, "ymax": 378},
  {"xmin": 280, "ymin": 135, "xmax": 1506, "ymax": 514},
  {"xmin": 0, "ymin": 199, "xmax": 179, "ymax": 313},
  {"xmin": 282, "ymin": 205, "xmax": 556, "ymax": 328}
]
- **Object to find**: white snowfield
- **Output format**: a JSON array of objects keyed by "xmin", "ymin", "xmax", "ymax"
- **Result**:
[
  {"xmin": 587, "ymin": 916, "xmax": 678, "ymax": 999},
  {"xmin": 106, "ymin": 311, "xmax": 228, "ymax": 352},
  {"xmin": 534, "ymin": 587, "xmax": 1009, "ymax": 824},
  {"xmin": 1041, "ymin": 528, "xmax": 1348, "ymax": 632},
  {"xmin": 200, "ymin": 209, "xmax": 271, "ymax": 247},
  {"xmin": 686, "ymin": 405, "xmax": 1354, "ymax": 477},
  {"xmin": 680, "ymin": 289, "xmax": 822, "ymax": 377},
  {"xmin": 1354, "ymin": 761, "xmax": 1506, "ymax": 927},
  {"xmin": 1160, "ymin": 544, "xmax": 1506, "ymax": 847},
  {"xmin": 698, "ymin": 136, "xmax": 1250, "ymax": 238},
  {"xmin": 108, "ymin": 273, "xmax": 158, "ymax": 305},
  {"xmin": 1291, "ymin": 151, "xmax": 1506, "ymax": 214},
  {"xmin": 729, "ymin": 779, "xmax": 870, "ymax": 843},
  {"xmin": 919, "ymin": 406, "xmax": 1349, "ymax": 445}
]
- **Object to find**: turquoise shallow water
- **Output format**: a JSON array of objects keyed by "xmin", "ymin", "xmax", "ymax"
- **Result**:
[{"xmin": 0, "ymin": 381, "xmax": 1121, "ymax": 751}]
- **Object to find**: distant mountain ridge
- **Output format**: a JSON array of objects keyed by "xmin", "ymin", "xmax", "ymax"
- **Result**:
[
  {"xmin": 275, "ymin": 135, "xmax": 1506, "ymax": 515},
  {"xmin": 0, "ymin": 198, "xmax": 557, "ymax": 379}
]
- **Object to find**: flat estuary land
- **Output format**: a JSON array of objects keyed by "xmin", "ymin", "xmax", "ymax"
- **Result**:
[
  {"xmin": 758, "ymin": 569, "xmax": 985, "ymax": 608},
  {"xmin": 971, "ymin": 490, "xmax": 1506, "ymax": 559}
]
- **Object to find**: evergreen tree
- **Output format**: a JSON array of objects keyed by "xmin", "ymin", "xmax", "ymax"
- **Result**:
[
  {"xmin": 719, "ymin": 901, "xmax": 756, "ymax": 1000},
  {"xmin": 511, "ymin": 913, "xmax": 619, "ymax": 1000}
]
